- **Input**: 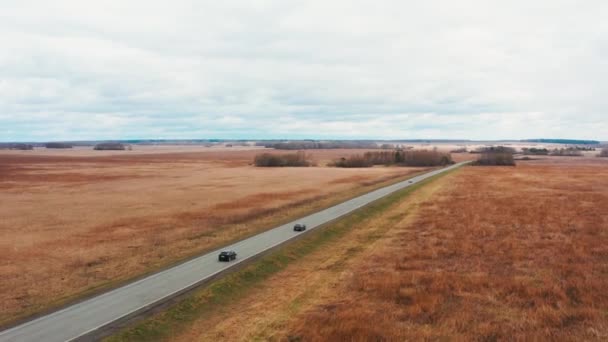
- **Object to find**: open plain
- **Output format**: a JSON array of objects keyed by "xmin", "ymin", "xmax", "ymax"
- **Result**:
[
  {"xmin": 0, "ymin": 147, "xmax": 435, "ymax": 325},
  {"xmin": 125, "ymin": 155, "xmax": 608, "ymax": 341},
  {"xmin": 288, "ymin": 156, "xmax": 608, "ymax": 340}
]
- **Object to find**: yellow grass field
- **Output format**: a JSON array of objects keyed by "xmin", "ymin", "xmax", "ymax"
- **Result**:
[{"xmin": 0, "ymin": 147, "xmax": 430, "ymax": 325}]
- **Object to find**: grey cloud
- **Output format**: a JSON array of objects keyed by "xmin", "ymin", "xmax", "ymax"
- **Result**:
[{"xmin": 1, "ymin": 0, "xmax": 607, "ymax": 141}]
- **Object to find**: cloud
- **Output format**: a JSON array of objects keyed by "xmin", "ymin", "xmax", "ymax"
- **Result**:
[{"xmin": 1, "ymin": 0, "xmax": 607, "ymax": 141}]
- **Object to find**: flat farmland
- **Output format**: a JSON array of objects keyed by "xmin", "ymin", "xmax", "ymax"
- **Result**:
[
  {"xmin": 147, "ymin": 156, "xmax": 608, "ymax": 341},
  {"xmin": 0, "ymin": 147, "xmax": 430, "ymax": 325},
  {"xmin": 286, "ymin": 157, "xmax": 608, "ymax": 340}
]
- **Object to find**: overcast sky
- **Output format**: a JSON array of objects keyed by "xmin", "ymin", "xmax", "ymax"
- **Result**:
[{"xmin": 1, "ymin": 1, "xmax": 607, "ymax": 141}]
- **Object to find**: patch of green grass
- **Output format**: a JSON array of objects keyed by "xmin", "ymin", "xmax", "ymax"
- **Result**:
[{"xmin": 105, "ymin": 167, "xmax": 462, "ymax": 342}]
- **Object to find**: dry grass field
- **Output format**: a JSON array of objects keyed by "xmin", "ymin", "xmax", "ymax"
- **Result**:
[
  {"xmin": 156, "ymin": 156, "xmax": 608, "ymax": 341},
  {"xmin": 163, "ymin": 166, "xmax": 450, "ymax": 342},
  {"xmin": 0, "ymin": 147, "xmax": 430, "ymax": 325},
  {"xmin": 287, "ymin": 157, "xmax": 608, "ymax": 341}
]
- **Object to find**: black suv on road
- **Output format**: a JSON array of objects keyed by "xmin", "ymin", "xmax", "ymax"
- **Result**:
[
  {"xmin": 293, "ymin": 223, "xmax": 307, "ymax": 232},
  {"xmin": 218, "ymin": 250, "xmax": 237, "ymax": 262}
]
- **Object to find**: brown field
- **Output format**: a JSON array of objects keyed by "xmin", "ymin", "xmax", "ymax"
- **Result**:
[
  {"xmin": 165, "ymin": 156, "xmax": 608, "ymax": 341},
  {"xmin": 288, "ymin": 157, "xmax": 608, "ymax": 340},
  {"xmin": 166, "ymin": 166, "xmax": 449, "ymax": 342},
  {"xmin": 0, "ymin": 147, "xmax": 430, "ymax": 325}
]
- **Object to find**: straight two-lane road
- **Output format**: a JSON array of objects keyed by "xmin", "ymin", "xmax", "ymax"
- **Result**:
[{"xmin": 0, "ymin": 162, "xmax": 468, "ymax": 342}]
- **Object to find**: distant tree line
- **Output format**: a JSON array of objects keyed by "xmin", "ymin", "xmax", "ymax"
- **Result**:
[
  {"xmin": 330, "ymin": 155, "xmax": 373, "ymax": 168},
  {"xmin": 522, "ymin": 148, "xmax": 549, "ymax": 155},
  {"xmin": 450, "ymin": 147, "xmax": 468, "ymax": 153},
  {"xmin": 549, "ymin": 148, "xmax": 583, "ymax": 157},
  {"xmin": 330, "ymin": 150, "xmax": 454, "ymax": 168},
  {"xmin": 0, "ymin": 143, "xmax": 34, "ymax": 150},
  {"xmin": 472, "ymin": 146, "xmax": 517, "ymax": 154},
  {"xmin": 571, "ymin": 146, "xmax": 596, "ymax": 151},
  {"xmin": 253, "ymin": 151, "xmax": 313, "ymax": 167},
  {"xmin": 474, "ymin": 146, "xmax": 516, "ymax": 166},
  {"xmin": 94, "ymin": 143, "xmax": 130, "ymax": 151},
  {"xmin": 521, "ymin": 139, "xmax": 600, "ymax": 145},
  {"xmin": 45, "ymin": 142, "xmax": 73, "ymax": 149},
  {"xmin": 379, "ymin": 143, "xmax": 413, "ymax": 150}
]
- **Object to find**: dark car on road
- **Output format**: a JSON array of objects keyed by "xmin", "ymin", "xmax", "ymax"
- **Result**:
[
  {"xmin": 218, "ymin": 250, "xmax": 237, "ymax": 262},
  {"xmin": 293, "ymin": 223, "xmax": 307, "ymax": 232}
]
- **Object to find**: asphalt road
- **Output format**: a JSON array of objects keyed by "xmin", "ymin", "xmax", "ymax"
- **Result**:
[{"xmin": 0, "ymin": 162, "xmax": 467, "ymax": 342}]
